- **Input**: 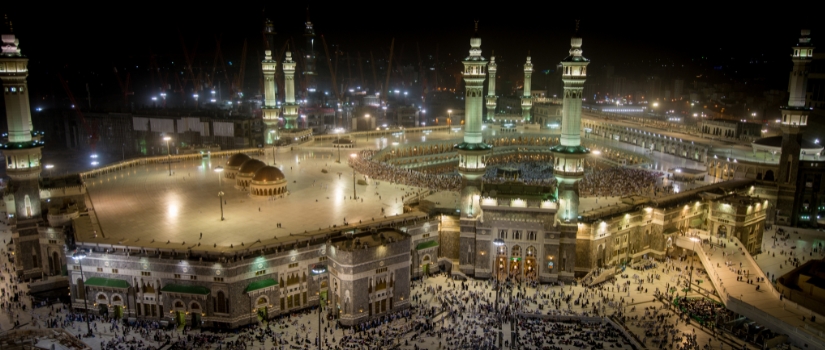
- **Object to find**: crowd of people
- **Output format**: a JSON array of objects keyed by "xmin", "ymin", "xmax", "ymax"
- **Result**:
[
  {"xmin": 483, "ymin": 154, "xmax": 557, "ymax": 186},
  {"xmin": 580, "ymin": 167, "xmax": 663, "ymax": 198},
  {"xmin": 349, "ymin": 150, "xmax": 462, "ymax": 192}
]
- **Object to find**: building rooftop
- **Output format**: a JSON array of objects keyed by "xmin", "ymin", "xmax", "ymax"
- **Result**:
[{"xmin": 77, "ymin": 151, "xmax": 423, "ymax": 253}]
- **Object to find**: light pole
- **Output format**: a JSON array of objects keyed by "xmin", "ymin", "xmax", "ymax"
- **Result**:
[
  {"xmin": 685, "ymin": 237, "xmax": 699, "ymax": 299},
  {"xmin": 448, "ymin": 109, "xmax": 453, "ymax": 134},
  {"xmin": 336, "ymin": 130, "xmax": 342, "ymax": 163},
  {"xmin": 193, "ymin": 94, "xmax": 199, "ymax": 110},
  {"xmin": 215, "ymin": 166, "xmax": 224, "ymax": 188},
  {"xmin": 72, "ymin": 251, "xmax": 93, "ymax": 337},
  {"xmin": 312, "ymin": 265, "xmax": 327, "ymax": 350},
  {"xmin": 270, "ymin": 130, "xmax": 277, "ymax": 164},
  {"xmin": 365, "ymin": 114, "xmax": 370, "ymax": 141},
  {"xmin": 163, "ymin": 136, "xmax": 172, "ymax": 176},
  {"xmin": 44, "ymin": 164, "xmax": 54, "ymax": 177},
  {"xmin": 350, "ymin": 153, "xmax": 358, "ymax": 200},
  {"xmin": 492, "ymin": 236, "xmax": 504, "ymax": 348},
  {"xmin": 218, "ymin": 191, "xmax": 225, "ymax": 221}
]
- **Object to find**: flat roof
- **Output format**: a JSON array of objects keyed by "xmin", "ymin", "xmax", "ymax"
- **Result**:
[{"xmin": 79, "ymin": 150, "xmax": 423, "ymax": 252}]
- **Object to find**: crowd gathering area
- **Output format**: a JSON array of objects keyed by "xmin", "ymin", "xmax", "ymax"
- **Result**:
[
  {"xmin": 2, "ymin": 221, "xmax": 770, "ymax": 350},
  {"xmin": 352, "ymin": 150, "xmax": 671, "ymax": 200}
]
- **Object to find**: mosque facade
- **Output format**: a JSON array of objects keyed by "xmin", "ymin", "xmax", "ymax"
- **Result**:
[{"xmin": 0, "ymin": 20, "xmax": 774, "ymax": 331}]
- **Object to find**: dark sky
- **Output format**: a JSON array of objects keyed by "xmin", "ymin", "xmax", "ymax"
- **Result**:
[{"xmin": 3, "ymin": 5, "xmax": 824, "ymax": 100}]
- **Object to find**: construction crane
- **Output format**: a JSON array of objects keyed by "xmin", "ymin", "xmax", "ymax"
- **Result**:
[
  {"xmin": 113, "ymin": 67, "xmax": 134, "ymax": 110},
  {"xmin": 58, "ymin": 74, "xmax": 98, "ymax": 152},
  {"xmin": 178, "ymin": 34, "xmax": 200, "ymax": 93},
  {"xmin": 357, "ymin": 51, "xmax": 365, "ymax": 91},
  {"xmin": 417, "ymin": 42, "xmax": 427, "ymax": 103},
  {"xmin": 321, "ymin": 35, "xmax": 341, "ymax": 107},
  {"xmin": 370, "ymin": 51, "xmax": 378, "ymax": 95},
  {"xmin": 233, "ymin": 39, "xmax": 248, "ymax": 99},
  {"xmin": 383, "ymin": 38, "xmax": 395, "ymax": 105}
]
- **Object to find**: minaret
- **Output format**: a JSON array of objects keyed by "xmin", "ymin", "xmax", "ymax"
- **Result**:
[
  {"xmin": 2, "ymin": 21, "xmax": 52, "ymax": 280},
  {"xmin": 303, "ymin": 9, "xmax": 317, "ymax": 97},
  {"xmin": 455, "ymin": 22, "xmax": 491, "ymax": 217},
  {"xmin": 262, "ymin": 21, "xmax": 280, "ymax": 144},
  {"xmin": 521, "ymin": 53, "xmax": 533, "ymax": 121},
  {"xmin": 550, "ymin": 24, "xmax": 589, "ymax": 282},
  {"xmin": 282, "ymin": 49, "xmax": 299, "ymax": 129},
  {"xmin": 485, "ymin": 53, "xmax": 497, "ymax": 122},
  {"xmin": 1, "ymin": 27, "xmax": 43, "ymax": 220},
  {"xmin": 777, "ymin": 30, "xmax": 814, "ymax": 226}
]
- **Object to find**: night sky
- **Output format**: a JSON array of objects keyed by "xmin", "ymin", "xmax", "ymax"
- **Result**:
[{"xmin": 2, "ymin": 6, "xmax": 824, "ymax": 108}]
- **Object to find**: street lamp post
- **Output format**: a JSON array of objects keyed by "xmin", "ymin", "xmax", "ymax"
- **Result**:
[
  {"xmin": 448, "ymin": 110, "xmax": 453, "ymax": 134},
  {"xmin": 312, "ymin": 265, "xmax": 327, "ymax": 350},
  {"xmin": 685, "ymin": 237, "xmax": 699, "ymax": 299},
  {"xmin": 163, "ymin": 136, "xmax": 172, "ymax": 176},
  {"xmin": 493, "ymin": 237, "xmax": 505, "ymax": 346},
  {"xmin": 72, "ymin": 251, "xmax": 93, "ymax": 337},
  {"xmin": 350, "ymin": 154, "xmax": 358, "ymax": 200},
  {"xmin": 365, "ymin": 114, "xmax": 370, "ymax": 141},
  {"xmin": 218, "ymin": 191, "xmax": 225, "ymax": 221},
  {"xmin": 215, "ymin": 166, "xmax": 224, "ymax": 188},
  {"xmin": 336, "ymin": 130, "xmax": 342, "ymax": 163}
]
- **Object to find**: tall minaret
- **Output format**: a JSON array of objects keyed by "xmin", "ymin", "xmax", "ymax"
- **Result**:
[
  {"xmin": 261, "ymin": 21, "xmax": 280, "ymax": 144},
  {"xmin": 521, "ymin": 53, "xmax": 533, "ymax": 121},
  {"xmin": 282, "ymin": 49, "xmax": 299, "ymax": 130},
  {"xmin": 550, "ymin": 24, "xmax": 589, "ymax": 281},
  {"xmin": 303, "ymin": 10, "xmax": 317, "ymax": 97},
  {"xmin": 777, "ymin": 30, "xmax": 814, "ymax": 226},
  {"xmin": 1, "ymin": 26, "xmax": 43, "ymax": 220},
  {"xmin": 485, "ymin": 53, "xmax": 497, "ymax": 122},
  {"xmin": 455, "ymin": 21, "xmax": 491, "ymax": 217}
]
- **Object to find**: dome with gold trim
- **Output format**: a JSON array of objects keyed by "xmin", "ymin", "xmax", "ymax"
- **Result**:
[
  {"xmin": 226, "ymin": 153, "xmax": 251, "ymax": 167},
  {"xmin": 250, "ymin": 166, "xmax": 288, "ymax": 198},
  {"xmin": 253, "ymin": 166, "xmax": 286, "ymax": 182},
  {"xmin": 238, "ymin": 159, "xmax": 266, "ymax": 175},
  {"xmin": 235, "ymin": 159, "xmax": 266, "ymax": 189}
]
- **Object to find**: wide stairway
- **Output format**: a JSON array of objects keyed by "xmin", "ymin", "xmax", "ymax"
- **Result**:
[{"xmin": 675, "ymin": 234, "xmax": 825, "ymax": 348}]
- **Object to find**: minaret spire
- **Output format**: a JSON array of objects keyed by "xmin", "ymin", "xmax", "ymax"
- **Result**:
[
  {"xmin": 2, "ymin": 22, "xmax": 45, "ymax": 220},
  {"xmin": 777, "ymin": 30, "xmax": 815, "ymax": 226},
  {"xmin": 455, "ymin": 21, "xmax": 492, "ymax": 218},
  {"xmin": 521, "ymin": 51, "xmax": 534, "ymax": 121},
  {"xmin": 486, "ymin": 50, "xmax": 498, "ymax": 122},
  {"xmin": 282, "ymin": 48, "xmax": 299, "ymax": 129},
  {"xmin": 261, "ymin": 19, "xmax": 280, "ymax": 145}
]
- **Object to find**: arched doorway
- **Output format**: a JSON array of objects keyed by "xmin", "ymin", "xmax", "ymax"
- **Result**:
[
  {"xmin": 717, "ymin": 225, "xmax": 728, "ymax": 238},
  {"xmin": 173, "ymin": 300, "xmax": 186, "ymax": 327},
  {"xmin": 510, "ymin": 246, "xmax": 522, "ymax": 281},
  {"xmin": 190, "ymin": 302, "xmax": 202, "ymax": 327},
  {"xmin": 495, "ymin": 245, "xmax": 507, "ymax": 281},
  {"xmin": 111, "ymin": 295, "xmax": 124, "ymax": 319},
  {"xmin": 256, "ymin": 297, "xmax": 269, "ymax": 321},
  {"xmin": 525, "ymin": 247, "xmax": 537, "ymax": 282},
  {"xmin": 421, "ymin": 255, "xmax": 431, "ymax": 276}
]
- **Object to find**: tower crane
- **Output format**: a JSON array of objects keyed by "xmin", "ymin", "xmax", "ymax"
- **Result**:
[
  {"xmin": 113, "ymin": 67, "xmax": 134, "ymax": 110},
  {"xmin": 58, "ymin": 74, "xmax": 98, "ymax": 152}
]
